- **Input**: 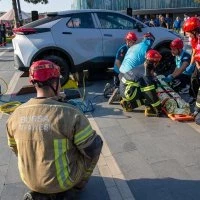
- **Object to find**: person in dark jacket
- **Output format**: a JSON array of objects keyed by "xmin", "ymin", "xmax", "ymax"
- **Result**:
[{"xmin": 1, "ymin": 24, "xmax": 6, "ymax": 46}]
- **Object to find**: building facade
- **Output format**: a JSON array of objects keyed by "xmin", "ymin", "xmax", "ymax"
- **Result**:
[
  {"xmin": 71, "ymin": 0, "xmax": 200, "ymax": 21},
  {"xmin": 72, "ymin": 0, "xmax": 199, "ymax": 10}
]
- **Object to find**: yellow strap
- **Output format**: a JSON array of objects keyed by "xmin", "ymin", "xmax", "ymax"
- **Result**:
[
  {"xmin": 141, "ymin": 85, "xmax": 155, "ymax": 92},
  {"xmin": 121, "ymin": 77, "xmax": 139, "ymax": 87},
  {"xmin": 124, "ymin": 85, "xmax": 137, "ymax": 101},
  {"xmin": 151, "ymin": 100, "xmax": 161, "ymax": 108},
  {"xmin": 196, "ymin": 102, "xmax": 200, "ymax": 108}
]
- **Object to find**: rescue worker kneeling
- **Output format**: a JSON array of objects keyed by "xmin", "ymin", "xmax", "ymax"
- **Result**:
[
  {"xmin": 119, "ymin": 50, "xmax": 162, "ymax": 117},
  {"xmin": 6, "ymin": 60, "xmax": 103, "ymax": 200}
]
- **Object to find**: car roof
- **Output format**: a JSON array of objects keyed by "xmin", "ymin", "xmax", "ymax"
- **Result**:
[
  {"xmin": 47, "ymin": 9, "xmax": 129, "ymax": 17},
  {"xmin": 46, "ymin": 9, "xmax": 146, "ymax": 26}
]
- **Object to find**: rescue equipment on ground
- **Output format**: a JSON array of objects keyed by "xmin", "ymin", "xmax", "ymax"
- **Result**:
[
  {"xmin": 62, "ymin": 77, "xmax": 81, "ymax": 99},
  {"xmin": 157, "ymin": 75, "xmax": 194, "ymax": 121},
  {"xmin": 0, "ymin": 101, "xmax": 22, "ymax": 114},
  {"xmin": 62, "ymin": 75, "xmax": 94, "ymax": 113}
]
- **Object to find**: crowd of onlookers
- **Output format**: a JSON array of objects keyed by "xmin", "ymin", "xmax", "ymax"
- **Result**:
[
  {"xmin": 133, "ymin": 13, "xmax": 200, "ymax": 34},
  {"xmin": 0, "ymin": 23, "xmax": 7, "ymax": 46}
]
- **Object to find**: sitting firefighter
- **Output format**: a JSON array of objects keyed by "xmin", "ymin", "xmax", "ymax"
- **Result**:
[
  {"xmin": 162, "ymin": 38, "xmax": 192, "ymax": 94},
  {"xmin": 119, "ymin": 49, "xmax": 162, "ymax": 117},
  {"xmin": 6, "ymin": 60, "xmax": 103, "ymax": 200}
]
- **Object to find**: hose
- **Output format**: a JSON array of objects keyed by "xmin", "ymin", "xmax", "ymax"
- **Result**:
[
  {"xmin": 0, "ymin": 101, "xmax": 22, "ymax": 114},
  {"xmin": 0, "ymin": 77, "xmax": 8, "ymax": 95}
]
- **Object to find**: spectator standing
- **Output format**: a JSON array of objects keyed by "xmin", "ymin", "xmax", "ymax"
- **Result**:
[
  {"xmin": 149, "ymin": 19, "xmax": 155, "ymax": 27},
  {"xmin": 160, "ymin": 16, "xmax": 167, "ymax": 28},
  {"xmin": 1, "ymin": 24, "xmax": 6, "ymax": 46},
  {"xmin": 184, "ymin": 14, "xmax": 190, "ymax": 22},
  {"xmin": 154, "ymin": 15, "xmax": 160, "ymax": 27},
  {"xmin": 173, "ymin": 16, "xmax": 182, "ymax": 33},
  {"xmin": 165, "ymin": 14, "xmax": 172, "ymax": 29},
  {"xmin": 143, "ymin": 15, "xmax": 149, "ymax": 24},
  {"xmin": 0, "ymin": 24, "xmax": 2, "ymax": 46},
  {"xmin": 183, "ymin": 14, "xmax": 190, "ymax": 36},
  {"xmin": 136, "ymin": 14, "xmax": 142, "ymax": 22}
]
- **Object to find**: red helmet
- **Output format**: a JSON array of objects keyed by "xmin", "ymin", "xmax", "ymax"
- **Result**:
[
  {"xmin": 146, "ymin": 50, "xmax": 162, "ymax": 62},
  {"xmin": 125, "ymin": 32, "xmax": 137, "ymax": 41},
  {"xmin": 194, "ymin": 50, "xmax": 200, "ymax": 62},
  {"xmin": 170, "ymin": 38, "xmax": 184, "ymax": 49},
  {"xmin": 183, "ymin": 17, "xmax": 200, "ymax": 32},
  {"xmin": 29, "ymin": 60, "xmax": 60, "ymax": 82}
]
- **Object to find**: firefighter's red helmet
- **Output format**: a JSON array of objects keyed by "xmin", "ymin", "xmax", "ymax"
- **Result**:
[
  {"xmin": 125, "ymin": 32, "xmax": 138, "ymax": 41},
  {"xmin": 183, "ymin": 17, "xmax": 200, "ymax": 32},
  {"xmin": 194, "ymin": 50, "xmax": 200, "ymax": 62},
  {"xmin": 146, "ymin": 50, "xmax": 162, "ymax": 62},
  {"xmin": 29, "ymin": 60, "xmax": 60, "ymax": 82},
  {"xmin": 170, "ymin": 38, "xmax": 184, "ymax": 49}
]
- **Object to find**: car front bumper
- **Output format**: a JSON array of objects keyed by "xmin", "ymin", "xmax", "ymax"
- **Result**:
[{"xmin": 14, "ymin": 54, "xmax": 29, "ymax": 71}]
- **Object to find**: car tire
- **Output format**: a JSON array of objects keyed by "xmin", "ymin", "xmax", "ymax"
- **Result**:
[
  {"xmin": 156, "ymin": 47, "xmax": 176, "ymax": 76},
  {"xmin": 43, "ymin": 55, "xmax": 69, "ymax": 86}
]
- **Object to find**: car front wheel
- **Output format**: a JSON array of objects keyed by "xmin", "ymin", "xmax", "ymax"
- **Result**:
[{"xmin": 43, "ymin": 55, "xmax": 69, "ymax": 86}]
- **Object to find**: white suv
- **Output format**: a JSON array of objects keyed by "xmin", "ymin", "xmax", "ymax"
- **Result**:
[{"xmin": 12, "ymin": 9, "xmax": 180, "ymax": 85}]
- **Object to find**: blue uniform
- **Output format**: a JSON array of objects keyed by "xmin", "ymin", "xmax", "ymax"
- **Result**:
[
  {"xmin": 113, "ymin": 44, "xmax": 128, "ymax": 74},
  {"xmin": 175, "ymin": 50, "xmax": 192, "ymax": 76},
  {"xmin": 119, "ymin": 39, "xmax": 153, "ymax": 74}
]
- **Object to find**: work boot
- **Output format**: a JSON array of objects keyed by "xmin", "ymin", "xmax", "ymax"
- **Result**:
[
  {"xmin": 188, "ymin": 97, "xmax": 196, "ymax": 105},
  {"xmin": 144, "ymin": 106, "xmax": 160, "ymax": 117},
  {"xmin": 23, "ymin": 190, "xmax": 76, "ymax": 200},
  {"xmin": 108, "ymin": 88, "xmax": 121, "ymax": 104},
  {"xmin": 23, "ymin": 191, "xmax": 51, "ymax": 200},
  {"xmin": 120, "ymin": 99, "xmax": 133, "ymax": 112},
  {"xmin": 193, "ymin": 111, "xmax": 200, "ymax": 125},
  {"xmin": 103, "ymin": 83, "xmax": 114, "ymax": 98},
  {"xmin": 170, "ymin": 79, "xmax": 181, "ymax": 90}
]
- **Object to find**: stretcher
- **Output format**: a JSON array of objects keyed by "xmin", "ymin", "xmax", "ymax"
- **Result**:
[
  {"xmin": 157, "ymin": 75, "xmax": 194, "ymax": 122},
  {"xmin": 162, "ymin": 108, "xmax": 194, "ymax": 122}
]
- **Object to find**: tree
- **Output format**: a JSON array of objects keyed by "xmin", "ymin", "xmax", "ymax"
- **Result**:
[
  {"xmin": 194, "ymin": 0, "xmax": 200, "ymax": 2},
  {"xmin": 11, "ymin": 0, "xmax": 48, "ymax": 28}
]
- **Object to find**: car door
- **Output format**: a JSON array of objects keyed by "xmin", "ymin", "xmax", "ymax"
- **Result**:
[
  {"xmin": 51, "ymin": 12, "xmax": 103, "ymax": 66},
  {"xmin": 94, "ymin": 11, "xmax": 145, "ymax": 58}
]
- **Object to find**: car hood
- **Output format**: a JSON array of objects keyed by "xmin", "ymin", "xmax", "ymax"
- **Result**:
[{"xmin": 144, "ymin": 27, "xmax": 178, "ymax": 44}]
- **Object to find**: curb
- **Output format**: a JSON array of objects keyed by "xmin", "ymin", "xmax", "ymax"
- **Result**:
[{"xmin": 88, "ymin": 115, "xmax": 136, "ymax": 200}]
